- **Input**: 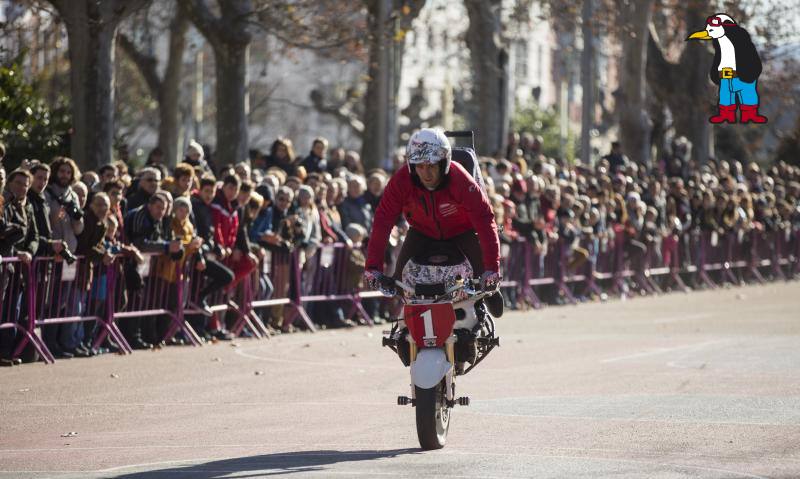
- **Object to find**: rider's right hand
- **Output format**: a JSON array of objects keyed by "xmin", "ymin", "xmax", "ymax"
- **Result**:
[
  {"xmin": 363, "ymin": 270, "xmax": 383, "ymax": 291},
  {"xmin": 364, "ymin": 269, "xmax": 397, "ymax": 295}
]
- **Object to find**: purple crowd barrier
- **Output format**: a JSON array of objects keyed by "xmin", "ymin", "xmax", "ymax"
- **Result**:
[
  {"xmin": 248, "ymin": 247, "xmax": 315, "ymax": 333},
  {"xmin": 110, "ymin": 253, "xmax": 201, "ymax": 347},
  {"xmin": 32, "ymin": 256, "xmax": 133, "ymax": 358},
  {"xmin": 0, "ymin": 257, "xmax": 53, "ymax": 363},
  {"xmin": 182, "ymin": 255, "xmax": 269, "ymax": 341},
  {"xmin": 298, "ymin": 243, "xmax": 373, "ymax": 325},
  {"xmin": 4, "ymin": 225, "xmax": 799, "ymax": 364}
]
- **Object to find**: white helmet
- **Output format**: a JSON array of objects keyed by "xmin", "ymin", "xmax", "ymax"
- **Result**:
[{"xmin": 406, "ymin": 128, "xmax": 452, "ymax": 174}]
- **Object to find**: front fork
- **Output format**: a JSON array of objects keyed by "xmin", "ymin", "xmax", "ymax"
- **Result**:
[{"xmin": 409, "ymin": 336, "xmax": 456, "ymax": 403}]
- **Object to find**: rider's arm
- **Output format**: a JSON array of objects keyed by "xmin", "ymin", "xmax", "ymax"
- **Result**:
[
  {"xmin": 452, "ymin": 167, "xmax": 501, "ymax": 273},
  {"xmin": 365, "ymin": 170, "xmax": 406, "ymax": 272}
]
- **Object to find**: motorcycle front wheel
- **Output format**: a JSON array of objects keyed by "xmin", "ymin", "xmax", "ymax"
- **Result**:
[{"xmin": 415, "ymin": 380, "xmax": 450, "ymax": 450}]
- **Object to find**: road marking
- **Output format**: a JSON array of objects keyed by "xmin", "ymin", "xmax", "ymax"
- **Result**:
[
  {"xmin": 234, "ymin": 345, "xmax": 396, "ymax": 370},
  {"xmin": 601, "ymin": 340, "xmax": 730, "ymax": 363},
  {"xmin": 652, "ymin": 313, "xmax": 714, "ymax": 324}
]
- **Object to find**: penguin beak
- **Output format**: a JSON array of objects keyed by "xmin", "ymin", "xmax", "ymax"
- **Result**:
[{"xmin": 686, "ymin": 30, "xmax": 711, "ymax": 40}]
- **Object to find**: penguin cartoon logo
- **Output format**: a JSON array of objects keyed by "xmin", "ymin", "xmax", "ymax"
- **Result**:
[{"xmin": 687, "ymin": 13, "xmax": 768, "ymax": 124}]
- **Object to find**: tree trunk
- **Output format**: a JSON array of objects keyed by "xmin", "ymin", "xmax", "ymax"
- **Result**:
[
  {"xmin": 61, "ymin": 5, "xmax": 116, "ymax": 169},
  {"xmin": 646, "ymin": 0, "xmax": 713, "ymax": 164},
  {"xmin": 180, "ymin": 0, "xmax": 252, "ymax": 170},
  {"xmin": 580, "ymin": 0, "xmax": 595, "ymax": 165},
  {"xmin": 361, "ymin": 0, "xmax": 390, "ymax": 171},
  {"xmin": 50, "ymin": 0, "xmax": 149, "ymax": 171},
  {"xmin": 616, "ymin": 0, "xmax": 654, "ymax": 166},
  {"xmin": 158, "ymin": 16, "xmax": 188, "ymax": 167},
  {"xmin": 212, "ymin": 41, "xmax": 249, "ymax": 166},
  {"xmin": 360, "ymin": 0, "xmax": 425, "ymax": 169},
  {"xmin": 465, "ymin": 0, "xmax": 509, "ymax": 157}
]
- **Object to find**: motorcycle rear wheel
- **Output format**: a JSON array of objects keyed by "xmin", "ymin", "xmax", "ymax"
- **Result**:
[{"xmin": 415, "ymin": 381, "xmax": 450, "ymax": 450}]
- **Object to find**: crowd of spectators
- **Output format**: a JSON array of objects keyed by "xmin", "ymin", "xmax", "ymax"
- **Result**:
[
  {"xmin": 496, "ymin": 135, "xmax": 800, "ymax": 299},
  {"xmin": 1, "ymin": 132, "xmax": 799, "ymax": 364}
]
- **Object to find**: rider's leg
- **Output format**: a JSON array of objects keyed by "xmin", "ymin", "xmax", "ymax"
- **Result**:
[
  {"xmin": 450, "ymin": 231, "xmax": 504, "ymax": 318},
  {"xmin": 450, "ymin": 230, "xmax": 484, "ymax": 275},
  {"xmin": 391, "ymin": 228, "xmax": 435, "ymax": 280}
]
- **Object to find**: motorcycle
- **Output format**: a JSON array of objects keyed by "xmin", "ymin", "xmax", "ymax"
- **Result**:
[{"xmin": 377, "ymin": 243, "xmax": 500, "ymax": 450}]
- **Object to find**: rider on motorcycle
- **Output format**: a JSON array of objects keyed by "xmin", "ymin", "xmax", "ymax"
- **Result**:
[{"xmin": 364, "ymin": 128, "xmax": 503, "ymax": 315}]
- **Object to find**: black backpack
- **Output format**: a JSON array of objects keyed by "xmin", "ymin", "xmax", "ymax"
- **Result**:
[{"xmin": 445, "ymin": 130, "xmax": 485, "ymax": 191}]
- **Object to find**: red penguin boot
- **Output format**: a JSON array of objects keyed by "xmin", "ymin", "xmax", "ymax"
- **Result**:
[
  {"xmin": 709, "ymin": 104, "xmax": 737, "ymax": 123},
  {"xmin": 740, "ymin": 104, "xmax": 768, "ymax": 124}
]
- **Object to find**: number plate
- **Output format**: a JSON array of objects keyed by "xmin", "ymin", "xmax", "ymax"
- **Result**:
[{"xmin": 403, "ymin": 303, "xmax": 456, "ymax": 348}]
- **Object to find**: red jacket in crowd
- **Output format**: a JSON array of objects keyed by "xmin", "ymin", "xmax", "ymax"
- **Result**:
[
  {"xmin": 366, "ymin": 161, "xmax": 500, "ymax": 273},
  {"xmin": 210, "ymin": 190, "xmax": 238, "ymax": 250}
]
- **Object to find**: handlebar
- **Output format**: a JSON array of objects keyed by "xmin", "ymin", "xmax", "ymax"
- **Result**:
[{"xmin": 375, "ymin": 273, "xmax": 497, "ymax": 302}]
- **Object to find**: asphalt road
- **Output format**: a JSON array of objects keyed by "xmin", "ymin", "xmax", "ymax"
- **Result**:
[{"xmin": 2, "ymin": 281, "xmax": 799, "ymax": 479}]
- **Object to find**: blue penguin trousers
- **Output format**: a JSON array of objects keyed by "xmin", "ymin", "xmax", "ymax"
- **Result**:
[{"xmin": 719, "ymin": 78, "xmax": 759, "ymax": 106}]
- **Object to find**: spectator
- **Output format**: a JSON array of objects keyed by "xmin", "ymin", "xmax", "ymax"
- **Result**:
[
  {"xmin": 603, "ymin": 141, "xmax": 628, "ymax": 175},
  {"xmin": 189, "ymin": 176, "xmax": 234, "ymax": 321},
  {"xmin": 299, "ymin": 137, "xmax": 328, "ymax": 174},
  {"xmin": 234, "ymin": 162, "xmax": 251, "ymax": 183},
  {"xmin": 184, "ymin": 140, "xmax": 212, "ymax": 173},
  {"xmin": 265, "ymin": 138, "xmax": 297, "ymax": 177},
  {"xmin": 166, "ymin": 163, "xmax": 196, "ymax": 199},
  {"xmin": 45, "ymin": 157, "xmax": 86, "ymax": 356},
  {"xmin": 145, "ymin": 147, "xmax": 164, "ymax": 168},
  {"xmin": 343, "ymin": 150, "xmax": 364, "ymax": 175},
  {"xmin": 339, "ymin": 176, "xmax": 372, "ymax": 230},
  {"xmin": 315, "ymin": 181, "xmax": 349, "ymax": 245},
  {"xmin": 258, "ymin": 186, "xmax": 295, "ymax": 330},
  {"xmin": 126, "ymin": 167, "xmax": 162, "ymax": 212},
  {"xmin": 294, "ymin": 185, "xmax": 322, "ymax": 260},
  {"xmin": 0, "ymin": 169, "xmax": 39, "ymax": 364},
  {"xmin": 123, "ymin": 194, "xmax": 183, "ymax": 349},
  {"xmin": 95, "ymin": 164, "xmax": 118, "ymax": 192},
  {"xmin": 103, "ymin": 179, "xmax": 127, "ymax": 241},
  {"xmin": 327, "ymin": 147, "xmax": 346, "ymax": 172},
  {"xmin": 76, "ymin": 192, "xmax": 113, "ymax": 351},
  {"xmin": 364, "ymin": 171, "xmax": 387, "ymax": 212},
  {"xmin": 27, "ymin": 163, "xmax": 66, "ymax": 258},
  {"xmin": 209, "ymin": 174, "xmax": 245, "ymax": 339}
]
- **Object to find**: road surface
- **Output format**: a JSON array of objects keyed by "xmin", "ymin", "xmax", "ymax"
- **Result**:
[{"xmin": 2, "ymin": 282, "xmax": 799, "ymax": 478}]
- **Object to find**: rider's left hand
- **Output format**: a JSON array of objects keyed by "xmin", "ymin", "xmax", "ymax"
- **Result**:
[{"xmin": 480, "ymin": 270, "xmax": 501, "ymax": 291}]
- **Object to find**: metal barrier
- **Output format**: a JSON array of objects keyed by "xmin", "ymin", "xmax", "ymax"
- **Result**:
[
  {"xmin": 33, "ymin": 256, "xmax": 132, "ymax": 358},
  {"xmin": 248, "ymin": 247, "xmax": 315, "ymax": 333},
  {"xmin": 2, "ymin": 225, "xmax": 798, "ymax": 364},
  {"xmin": 182, "ymin": 255, "xmax": 268, "ymax": 341},
  {"xmin": 298, "ymin": 243, "xmax": 373, "ymax": 325},
  {"xmin": 107, "ymin": 253, "xmax": 199, "ymax": 347},
  {"xmin": 0, "ymin": 258, "xmax": 54, "ymax": 363}
]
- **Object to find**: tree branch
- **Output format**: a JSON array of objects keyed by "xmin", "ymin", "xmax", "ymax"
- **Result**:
[
  {"xmin": 178, "ymin": 0, "xmax": 223, "ymax": 47},
  {"xmin": 117, "ymin": 32, "xmax": 162, "ymax": 97},
  {"xmin": 309, "ymin": 89, "xmax": 364, "ymax": 138}
]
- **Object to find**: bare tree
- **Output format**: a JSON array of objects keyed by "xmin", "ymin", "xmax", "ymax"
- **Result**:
[
  {"xmin": 361, "ymin": 0, "xmax": 426, "ymax": 170},
  {"xmin": 616, "ymin": 0, "xmax": 655, "ymax": 166},
  {"xmin": 647, "ymin": 0, "xmax": 713, "ymax": 164},
  {"xmin": 464, "ymin": 0, "xmax": 509, "ymax": 157},
  {"xmin": 46, "ymin": 0, "xmax": 150, "ymax": 170},
  {"xmin": 179, "ymin": 0, "xmax": 253, "ymax": 167},
  {"xmin": 118, "ymin": 3, "xmax": 188, "ymax": 167}
]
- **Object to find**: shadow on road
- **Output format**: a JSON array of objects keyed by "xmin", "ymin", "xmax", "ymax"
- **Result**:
[{"xmin": 108, "ymin": 448, "xmax": 419, "ymax": 478}]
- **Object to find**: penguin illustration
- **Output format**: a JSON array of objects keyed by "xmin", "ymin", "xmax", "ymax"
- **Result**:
[{"xmin": 687, "ymin": 13, "xmax": 768, "ymax": 124}]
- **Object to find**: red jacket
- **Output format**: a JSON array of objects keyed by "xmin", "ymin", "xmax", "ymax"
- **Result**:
[
  {"xmin": 210, "ymin": 191, "xmax": 239, "ymax": 249},
  {"xmin": 366, "ymin": 162, "xmax": 500, "ymax": 273}
]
